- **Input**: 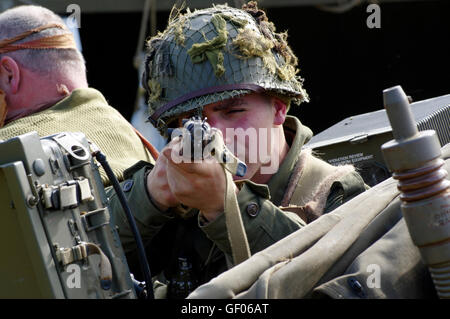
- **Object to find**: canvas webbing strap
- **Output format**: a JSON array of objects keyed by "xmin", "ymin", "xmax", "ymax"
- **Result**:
[
  {"xmin": 223, "ymin": 166, "xmax": 251, "ymax": 265},
  {"xmin": 207, "ymin": 130, "xmax": 251, "ymax": 265},
  {"xmin": 0, "ymin": 23, "xmax": 76, "ymax": 54}
]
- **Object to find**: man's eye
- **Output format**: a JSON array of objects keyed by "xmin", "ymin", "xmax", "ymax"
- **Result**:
[{"xmin": 226, "ymin": 109, "xmax": 244, "ymax": 114}]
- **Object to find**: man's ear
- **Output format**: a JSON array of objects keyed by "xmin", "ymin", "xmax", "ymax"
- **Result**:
[
  {"xmin": 272, "ymin": 97, "xmax": 287, "ymax": 125},
  {"xmin": 0, "ymin": 56, "xmax": 20, "ymax": 94}
]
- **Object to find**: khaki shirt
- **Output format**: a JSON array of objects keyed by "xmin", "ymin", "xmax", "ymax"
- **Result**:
[{"xmin": 108, "ymin": 116, "xmax": 367, "ymax": 290}]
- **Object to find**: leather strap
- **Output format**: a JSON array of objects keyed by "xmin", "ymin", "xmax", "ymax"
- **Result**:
[{"xmin": 133, "ymin": 126, "xmax": 160, "ymax": 160}]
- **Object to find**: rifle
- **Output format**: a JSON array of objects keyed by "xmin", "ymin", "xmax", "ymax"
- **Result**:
[
  {"xmin": 169, "ymin": 115, "xmax": 252, "ymax": 265},
  {"xmin": 169, "ymin": 115, "xmax": 247, "ymax": 177}
]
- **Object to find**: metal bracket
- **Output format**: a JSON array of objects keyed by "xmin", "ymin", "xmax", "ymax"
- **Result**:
[
  {"xmin": 81, "ymin": 208, "xmax": 110, "ymax": 232},
  {"xmin": 52, "ymin": 133, "xmax": 89, "ymax": 161}
]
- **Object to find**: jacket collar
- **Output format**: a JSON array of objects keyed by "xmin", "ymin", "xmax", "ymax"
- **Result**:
[{"xmin": 267, "ymin": 115, "xmax": 313, "ymax": 206}]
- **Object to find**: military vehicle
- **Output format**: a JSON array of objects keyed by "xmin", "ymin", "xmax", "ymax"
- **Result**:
[
  {"xmin": 0, "ymin": 132, "xmax": 141, "ymax": 298},
  {"xmin": 1, "ymin": 0, "xmax": 449, "ymax": 300},
  {"xmin": 1, "ymin": 83, "xmax": 448, "ymax": 298}
]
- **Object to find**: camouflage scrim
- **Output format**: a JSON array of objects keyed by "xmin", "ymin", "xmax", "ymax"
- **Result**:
[{"xmin": 142, "ymin": 2, "xmax": 309, "ymax": 134}]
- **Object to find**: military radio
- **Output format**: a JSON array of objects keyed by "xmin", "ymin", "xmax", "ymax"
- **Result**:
[
  {"xmin": 0, "ymin": 131, "xmax": 139, "ymax": 298},
  {"xmin": 304, "ymin": 91, "xmax": 450, "ymax": 186}
]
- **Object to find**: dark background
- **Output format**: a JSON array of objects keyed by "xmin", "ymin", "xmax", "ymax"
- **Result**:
[{"xmin": 78, "ymin": 0, "xmax": 450, "ymax": 136}]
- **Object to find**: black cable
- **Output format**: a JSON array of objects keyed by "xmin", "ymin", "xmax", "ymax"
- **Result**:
[{"xmin": 95, "ymin": 151, "xmax": 154, "ymax": 299}]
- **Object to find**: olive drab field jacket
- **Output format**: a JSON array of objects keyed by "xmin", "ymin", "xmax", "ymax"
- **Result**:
[
  {"xmin": 187, "ymin": 143, "xmax": 450, "ymax": 299},
  {"xmin": 108, "ymin": 116, "xmax": 368, "ymax": 296}
]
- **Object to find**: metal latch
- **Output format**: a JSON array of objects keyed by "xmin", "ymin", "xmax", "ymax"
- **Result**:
[
  {"xmin": 41, "ymin": 178, "xmax": 94, "ymax": 210},
  {"xmin": 59, "ymin": 183, "xmax": 78, "ymax": 209},
  {"xmin": 78, "ymin": 177, "xmax": 94, "ymax": 202},
  {"xmin": 56, "ymin": 242, "xmax": 88, "ymax": 265}
]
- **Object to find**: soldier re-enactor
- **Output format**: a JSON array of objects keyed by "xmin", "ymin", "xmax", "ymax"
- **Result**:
[
  {"xmin": 0, "ymin": 5, "xmax": 156, "ymax": 184},
  {"xmin": 108, "ymin": 2, "xmax": 368, "ymax": 298}
]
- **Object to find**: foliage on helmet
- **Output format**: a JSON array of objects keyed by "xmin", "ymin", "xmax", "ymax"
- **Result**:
[{"xmin": 142, "ymin": 1, "xmax": 309, "ymax": 134}]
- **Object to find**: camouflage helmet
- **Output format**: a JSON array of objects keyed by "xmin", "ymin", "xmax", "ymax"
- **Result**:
[{"xmin": 143, "ymin": 2, "xmax": 309, "ymax": 135}]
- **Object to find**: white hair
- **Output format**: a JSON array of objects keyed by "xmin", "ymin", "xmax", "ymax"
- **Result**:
[{"xmin": 0, "ymin": 5, "xmax": 86, "ymax": 81}]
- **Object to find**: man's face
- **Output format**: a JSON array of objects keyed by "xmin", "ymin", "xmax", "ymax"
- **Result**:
[{"xmin": 201, "ymin": 93, "xmax": 284, "ymax": 179}]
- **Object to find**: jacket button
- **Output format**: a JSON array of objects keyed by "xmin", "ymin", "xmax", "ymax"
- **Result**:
[
  {"xmin": 246, "ymin": 202, "xmax": 259, "ymax": 217},
  {"xmin": 122, "ymin": 180, "xmax": 134, "ymax": 192},
  {"xmin": 347, "ymin": 277, "xmax": 366, "ymax": 298}
]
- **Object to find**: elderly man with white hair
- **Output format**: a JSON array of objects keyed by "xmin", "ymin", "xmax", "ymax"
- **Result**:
[{"xmin": 0, "ymin": 5, "xmax": 157, "ymax": 183}]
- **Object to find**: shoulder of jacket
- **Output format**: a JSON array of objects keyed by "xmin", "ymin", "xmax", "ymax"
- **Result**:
[{"xmin": 123, "ymin": 160, "xmax": 153, "ymax": 180}]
